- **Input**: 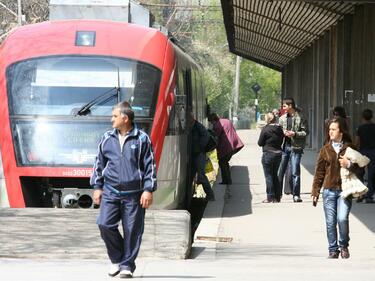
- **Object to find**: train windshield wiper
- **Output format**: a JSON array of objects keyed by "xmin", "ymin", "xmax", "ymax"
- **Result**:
[{"xmin": 75, "ymin": 87, "xmax": 118, "ymax": 116}]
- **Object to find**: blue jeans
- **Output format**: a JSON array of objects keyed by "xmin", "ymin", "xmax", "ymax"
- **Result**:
[
  {"xmin": 360, "ymin": 148, "xmax": 375, "ymax": 199},
  {"xmin": 322, "ymin": 189, "xmax": 352, "ymax": 252},
  {"xmin": 97, "ymin": 188, "xmax": 145, "ymax": 273},
  {"xmin": 192, "ymin": 152, "xmax": 213, "ymax": 197},
  {"xmin": 261, "ymin": 151, "xmax": 282, "ymax": 201},
  {"xmin": 278, "ymin": 145, "xmax": 302, "ymax": 196}
]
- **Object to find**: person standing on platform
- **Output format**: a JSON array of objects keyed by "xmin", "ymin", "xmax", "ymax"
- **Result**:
[
  {"xmin": 189, "ymin": 112, "xmax": 215, "ymax": 201},
  {"xmin": 258, "ymin": 112, "xmax": 284, "ymax": 203},
  {"xmin": 355, "ymin": 108, "xmax": 375, "ymax": 203},
  {"xmin": 277, "ymin": 98, "xmax": 309, "ymax": 202},
  {"xmin": 91, "ymin": 101, "xmax": 157, "ymax": 278},
  {"xmin": 208, "ymin": 113, "xmax": 244, "ymax": 185},
  {"xmin": 311, "ymin": 117, "xmax": 359, "ymax": 259}
]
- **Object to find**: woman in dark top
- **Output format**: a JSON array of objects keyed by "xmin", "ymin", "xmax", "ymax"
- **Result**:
[{"xmin": 258, "ymin": 112, "xmax": 284, "ymax": 203}]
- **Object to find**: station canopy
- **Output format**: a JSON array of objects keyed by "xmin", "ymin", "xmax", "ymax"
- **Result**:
[{"xmin": 220, "ymin": 0, "xmax": 374, "ymax": 71}]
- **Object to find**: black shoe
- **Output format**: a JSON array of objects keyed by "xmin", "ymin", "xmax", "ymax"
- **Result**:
[
  {"xmin": 356, "ymin": 197, "xmax": 364, "ymax": 203},
  {"xmin": 293, "ymin": 196, "xmax": 303, "ymax": 203},
  {"xmin": 328, "ymin": 250, "xmax": 340, "ymax": 259},
  {"xmin": 365, "ymin": 197, "xmax": 375, "ymax": 203}
]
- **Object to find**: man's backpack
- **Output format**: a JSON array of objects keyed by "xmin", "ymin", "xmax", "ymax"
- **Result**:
[{"xmin": 205, "ymin": 129, "xmax": 218, "ymax": 152}]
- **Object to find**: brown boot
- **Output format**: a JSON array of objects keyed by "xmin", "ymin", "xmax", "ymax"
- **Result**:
[
  {"xmin": 341, "ymin": 247, "xmax": 350, "ymax": 259},
  {"xmin": 327, "ymin": 250, "xmax": 340, "ymax": 259}
]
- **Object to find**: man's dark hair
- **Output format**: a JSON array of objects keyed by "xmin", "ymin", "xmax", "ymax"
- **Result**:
[
  {"xmin": 282, "ymin": 97, "xmax": 296, "ymax": 109},
  {"xmin": 362, "ymin": 108, "xmax": 373, "ymax": 121},
  {"xmin": 208, "ymin": 113, "xmax": 219, "ymax": 122},
  {"xmin": 328, "ymin": 117, "xmax": 352, "ymax": 143},
  {"xmin": 114, "ymin": 101, "xmax": 134, "ymax": 122},
  {"xmin": 333, "ymin": 106, "xmax": 347, "ymax": 118}
]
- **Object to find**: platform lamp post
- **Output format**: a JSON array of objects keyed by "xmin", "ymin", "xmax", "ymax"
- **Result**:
[{"xmin": 251, "ymin": 83, "xmax": 261, "ymax": 122}]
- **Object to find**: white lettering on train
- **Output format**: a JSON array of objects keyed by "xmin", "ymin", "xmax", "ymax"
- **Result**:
[{"xmin": 62, "ymin": 169, "xmax": 93, "ymax": 177}]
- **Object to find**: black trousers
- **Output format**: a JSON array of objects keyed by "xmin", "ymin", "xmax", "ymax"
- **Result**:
[{"xmin": 219, "ymin": 153, "xmax": 233, "ymax": 184}]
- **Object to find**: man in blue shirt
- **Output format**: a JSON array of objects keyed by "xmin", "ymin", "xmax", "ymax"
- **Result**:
[{"xmin": 91, "ymin": 101, "xmax": 157, "ymax": 278}]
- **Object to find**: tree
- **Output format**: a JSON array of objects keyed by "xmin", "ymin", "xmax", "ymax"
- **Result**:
[
  {"xmin": 0, "ymin": 0, "xmax": 49, "ymax": 41},
  {"xmin": 239, "ymin": 60, "xmax": 281, "ymax": 115},
  {"xmin": 0, "ymin": 0, "xmax": 281, "ymax": 119}
]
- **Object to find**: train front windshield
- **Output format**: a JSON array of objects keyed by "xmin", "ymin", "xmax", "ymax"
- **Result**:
[{"xmin": 6, "ymin": 56, "xmax": 161, "ymax": 166}]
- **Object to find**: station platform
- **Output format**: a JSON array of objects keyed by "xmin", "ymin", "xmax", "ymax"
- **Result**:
[{"xmin": 1, "ymin": 129, "xmax": 375, "ymax": 281}]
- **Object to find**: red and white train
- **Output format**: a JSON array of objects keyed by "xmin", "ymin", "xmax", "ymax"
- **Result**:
[{"xmin": 0, "ymin": 20, "xmax": 207, "ymax": 208}]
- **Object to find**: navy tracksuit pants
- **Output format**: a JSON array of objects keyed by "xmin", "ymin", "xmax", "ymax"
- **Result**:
[{"xmin": 97, "ymin": 188, "xmax": 145, "ymax": 273}]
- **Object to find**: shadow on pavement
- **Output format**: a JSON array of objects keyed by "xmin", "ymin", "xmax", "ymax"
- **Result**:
[
  {"xmin": 350, "ymin": 203, "xmax": 375, "ymax": 234},
  {"xmin": 222, "ymin": 166, "xmax": 252, "ymax": 218}
]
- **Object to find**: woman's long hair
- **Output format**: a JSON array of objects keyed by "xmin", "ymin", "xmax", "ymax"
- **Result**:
[
  {"xmin": 265, "ymin": 112, "xmax": 276, "ymax": 124},
  {"xmin": 327, "ymin": 117, "xmax": 352, "ymax": 144}
]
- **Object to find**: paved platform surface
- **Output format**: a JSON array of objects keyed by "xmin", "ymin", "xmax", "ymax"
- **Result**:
[{"xmin": 1, "ymin": 129, "xmax": 375, "ymax": 281}]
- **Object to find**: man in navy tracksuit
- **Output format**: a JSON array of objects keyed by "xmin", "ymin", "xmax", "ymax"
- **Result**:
[{"xmin": 90, "ymin": 101, "xmax": 157, "ymax": 278}]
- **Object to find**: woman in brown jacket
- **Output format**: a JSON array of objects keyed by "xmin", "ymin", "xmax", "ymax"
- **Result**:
[{"xmin": 311, "ymin": 117, "xmax": 357, "ymax": 259}]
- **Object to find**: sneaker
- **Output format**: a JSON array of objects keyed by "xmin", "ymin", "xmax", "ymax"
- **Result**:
[
  {"xmin": 341, "ymin": 247, "xmax": 350, "ymax": 259},
  {"xmin": 108, "ymin": 263, "xmax": 120, "ymax": 277},
  {"xmin": 293, "ymin": 196, "xmax": 303, "ymax": 203},
  {"xmin": 365, "ymin": 197, "xmax": 375, "ymax": 204},
  {"xmin": 327, "ymin": 250, "xmax": 340, "ymax": 259},
  {"xmin": 119, "ymin": 269, "xmax": 133, "ymax": 278}
]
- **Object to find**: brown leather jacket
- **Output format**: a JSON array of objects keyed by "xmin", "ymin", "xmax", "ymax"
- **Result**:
[{"xmin": 311, "ymin": 142, "xmax": 359, "ymax": 198}]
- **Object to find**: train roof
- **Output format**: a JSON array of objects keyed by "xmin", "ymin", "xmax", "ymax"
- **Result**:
[{"xmin": 0, "ymin": 20, "xmax": 169, "ymax": 70}]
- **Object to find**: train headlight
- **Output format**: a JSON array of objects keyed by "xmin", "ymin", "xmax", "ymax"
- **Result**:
[
  {"xmin": 75, "ymin": 31, "xmax": 96, "ymax": 47},
  {"xmin": 62, "ymin": 194, "xmax": 78, "ymax": 208}
]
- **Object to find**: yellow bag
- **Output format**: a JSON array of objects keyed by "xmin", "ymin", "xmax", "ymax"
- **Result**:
[{"xmin": 205, "ymin": 155, "xmax": 214, "ymax": 174}]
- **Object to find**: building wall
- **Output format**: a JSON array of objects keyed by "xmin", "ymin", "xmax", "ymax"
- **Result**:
[{"xmin": 283, "ymin": 4, "xmax": 375, "ymax": 150}]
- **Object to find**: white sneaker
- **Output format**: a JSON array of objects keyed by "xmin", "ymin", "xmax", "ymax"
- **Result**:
[
  {"xmin": 119, "ymin": 269, "xmax": 133, "ymax": 278},
  {"xmin": 108, "ymin": 263, "xmax": 120, "ymax": 277}
]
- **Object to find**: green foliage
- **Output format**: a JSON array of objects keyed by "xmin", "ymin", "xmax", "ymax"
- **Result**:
[
  {"xmin": 124, "ymin": 1, "xmax": 283, "ymax": 117},
  {"xmin": 239, "ymin": 61, "xmax": 281, "ymax": 114},
  {"xmin": 158, "ymin": 0, "xmax": 282, "ymax": 117}
]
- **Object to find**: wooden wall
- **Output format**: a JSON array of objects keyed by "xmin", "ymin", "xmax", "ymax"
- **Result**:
[{"xmin": 283, "ymin": 4, "xmax": 375, "ymax": 150}]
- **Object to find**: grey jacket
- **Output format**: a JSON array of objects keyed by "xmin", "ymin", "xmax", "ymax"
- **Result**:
[{"xmin": 279, "ymin": 111, "xmax": 309, "ymax": 151}]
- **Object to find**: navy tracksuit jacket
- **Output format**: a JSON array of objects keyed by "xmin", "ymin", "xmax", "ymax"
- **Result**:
[{"xmin": 90, "ymin": 126, "xmax": 157, "ymax": 273}]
